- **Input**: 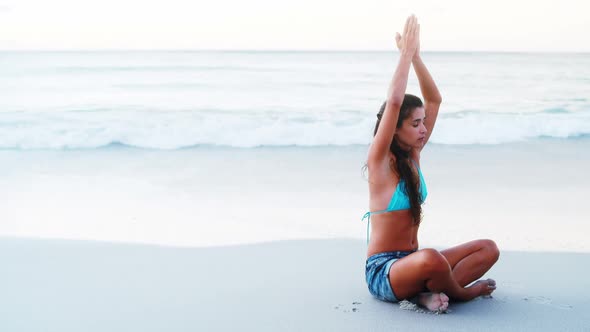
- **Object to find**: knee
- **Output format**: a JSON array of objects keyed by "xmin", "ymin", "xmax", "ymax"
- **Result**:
[
  {"xmin": 480, "ymin": 239, "xmax": 500, "ymax": 263},
  {"xmin": 417, "ymin": 248, "xmax": 450, "ymax": 274}
]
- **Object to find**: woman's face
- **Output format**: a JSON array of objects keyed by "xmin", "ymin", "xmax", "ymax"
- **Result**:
[{"xmin": 395, "ymin": 107, "xmax": 427, "ymax": 150}]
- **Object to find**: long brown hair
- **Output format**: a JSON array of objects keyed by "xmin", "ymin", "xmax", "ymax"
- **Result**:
[{"xmin": 373, "ymin": 94, "xmax": 425, "ymax": 225}]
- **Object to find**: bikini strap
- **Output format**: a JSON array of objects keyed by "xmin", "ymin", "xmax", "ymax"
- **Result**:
[
  {"xmin": 362, "ymin": 212, "xmax": 371, "ymax": 244},
  {"xmin": 362, "ymin": 210, "xmax": 388, "ymax": 244}
]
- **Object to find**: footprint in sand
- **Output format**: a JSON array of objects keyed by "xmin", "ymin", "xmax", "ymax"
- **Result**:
[
  {"xmin": 333, "ymin": 301, "xmax": 362, "ymax": 313},
  {"xmin": 523, "ymin": 296, "xmax": 573, "ymax": 310}
]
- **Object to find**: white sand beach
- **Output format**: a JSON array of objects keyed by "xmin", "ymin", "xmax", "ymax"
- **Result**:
[
  {"xmin": 1, "ymin": 139, "xmax": 589, "ymax": 330},
  {"xmin": 1, "ymin": 238, "xmax": 589, "ymax": 331}
]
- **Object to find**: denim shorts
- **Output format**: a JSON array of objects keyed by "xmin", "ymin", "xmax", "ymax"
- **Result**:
[{"xmin": 365, "ymin": 250, "xmax": 416, "ymax": 302}]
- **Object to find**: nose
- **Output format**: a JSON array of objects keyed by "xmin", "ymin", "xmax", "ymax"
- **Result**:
[{"xmin": 421, "ymin": 123, "xmax": 427, "ymax": 133}]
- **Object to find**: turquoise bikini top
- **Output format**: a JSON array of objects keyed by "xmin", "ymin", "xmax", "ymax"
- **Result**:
[{"xmin": 362, "ymin": 160, "xmax": 428, "ymax": 242}]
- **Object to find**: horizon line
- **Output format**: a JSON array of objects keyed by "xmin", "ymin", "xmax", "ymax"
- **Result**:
[{"xmin": 1, "ymin": 49, "xmax": 589, "ymax": 54}]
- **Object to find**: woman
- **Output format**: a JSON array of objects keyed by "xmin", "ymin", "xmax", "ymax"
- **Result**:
[{"xmin": 363, "ymin": 15, "xmax": 499, "ymax": 312}]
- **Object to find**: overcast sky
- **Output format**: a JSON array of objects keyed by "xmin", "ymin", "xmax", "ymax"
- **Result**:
[{"xmin": 0, "ymin": 0, "xmax": 588, "ymax": 52}]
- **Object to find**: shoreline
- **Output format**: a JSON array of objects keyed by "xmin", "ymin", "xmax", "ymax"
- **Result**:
[
  {"xmin": 1, "ymin": 139, "xmax": 589, "ymax": 251},
  {"xmin": 0, "ymin": 135, "xmax": 589, "ymax": 151}
]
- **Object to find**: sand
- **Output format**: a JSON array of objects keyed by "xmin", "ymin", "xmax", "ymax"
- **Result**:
[
  {"xmin": 1, "ymin": 139, "xmax": 589, "ymax": 330},
  {"xmin": 1, "ymin": 237, "xmax": 588, "ymax": 331}
]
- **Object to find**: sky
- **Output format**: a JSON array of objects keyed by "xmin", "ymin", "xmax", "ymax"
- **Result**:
[{"xmin": 0, "ymin": 0, "xmax": 588, "ymax": 52}]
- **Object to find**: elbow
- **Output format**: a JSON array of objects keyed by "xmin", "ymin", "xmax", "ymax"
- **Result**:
[
  {"xmin": 425, "ymin": 96, "xmax": 442, "ymax": 106},
  {"xmin": 430, "ymin": 94, "xmax": 443, "ymax": 105},
  {"xmin": 386, "ymin": 97, "xmax": 403, "ymax": 110},
  {"xmin": 435, "ymin": 95, "xmax": 443, "ymax": 104}
]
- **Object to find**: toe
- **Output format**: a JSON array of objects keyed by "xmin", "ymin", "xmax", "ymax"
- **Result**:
[{"xmin": 431, "ymin": 299, "xmax": 442, "ymax": 311}]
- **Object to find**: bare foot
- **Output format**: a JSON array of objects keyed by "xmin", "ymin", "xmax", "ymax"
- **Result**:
[
  {"xmin": 469, "ymin": 278, "xmax": 496, "ymax": 297},
  {"xmin": 417, "ymin": 292, "xmax": 449, "ymax": 312}
]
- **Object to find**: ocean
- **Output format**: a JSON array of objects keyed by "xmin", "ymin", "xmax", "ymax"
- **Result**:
[
  {"xmin": 1, "ymin": 51, "xmax": 589, "ymax": 251},
  {"xmin": 1, "ymin": 51, "xmax": 589, "ymax": 149}
]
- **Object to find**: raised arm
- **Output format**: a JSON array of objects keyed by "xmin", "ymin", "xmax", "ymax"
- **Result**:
[
  {"xmin": 393, "ymin": 21, "xmax": 441, "ymax": 148},
  {"xmin": 410, "ymin": 22, "xmax": 441, "ymax": 147},
  {"xmin": 368, "ymin": 15, "xmax": 419, "ymax": 165},
  {"xmin": 413, "ymin": 55, "xmax": 441, "ymax": 147}
]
